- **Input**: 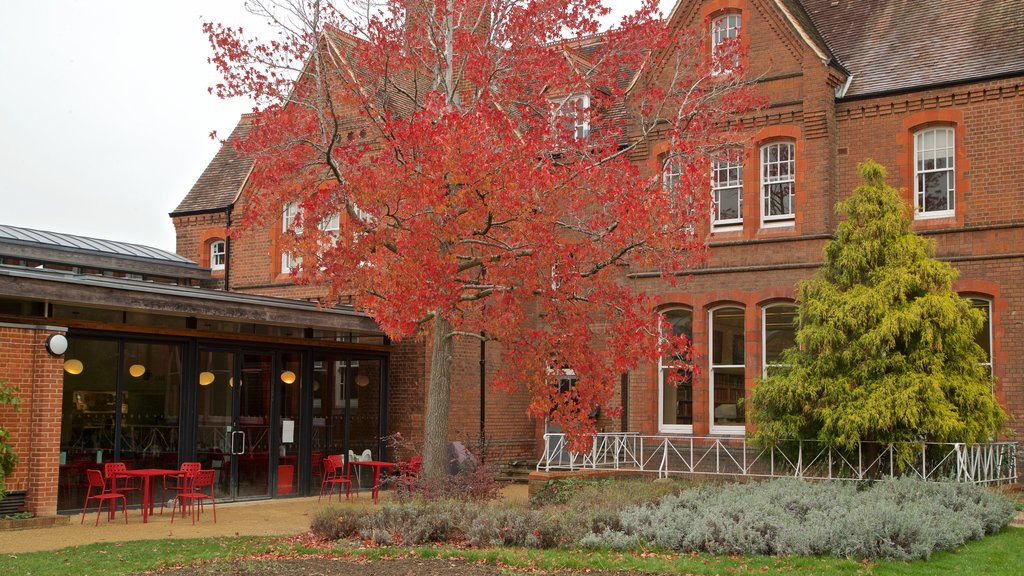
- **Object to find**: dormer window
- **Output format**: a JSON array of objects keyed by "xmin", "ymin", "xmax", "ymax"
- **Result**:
[
  {"xmin": 210, "ymin": 240, "xmax": 226, "ymax": 271},
  {"xmin": 711, "ymin": 13, "xmax": 741, "ymax": 72},
  {"xmin": 552, "ymin": 94, "xmax": 590, "ymax": 140}
]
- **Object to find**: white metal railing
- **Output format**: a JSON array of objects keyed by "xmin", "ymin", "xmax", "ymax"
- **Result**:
[{"xmin": 537, "ymin": 433, "xmax": 1018, "ymax": 485}]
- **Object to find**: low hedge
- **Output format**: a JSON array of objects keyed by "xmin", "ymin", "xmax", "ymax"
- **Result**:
[{"xmin": 311, "ymin": 477, "xmax": 1016, "ymax": 561}]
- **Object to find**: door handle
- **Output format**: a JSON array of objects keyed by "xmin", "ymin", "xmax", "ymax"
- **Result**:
[{"xmin": 231, "ymin": 430, "xmax": 246, "ymax": 455}]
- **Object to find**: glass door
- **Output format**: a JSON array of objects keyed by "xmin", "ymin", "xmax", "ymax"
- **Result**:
[
  {"xmin": 197, "ymin": 350, "xmax": 272, "ymax": 501},
  {"xmin": 236, "ymin": 353, "xmax": 272, "ymax": 499}
]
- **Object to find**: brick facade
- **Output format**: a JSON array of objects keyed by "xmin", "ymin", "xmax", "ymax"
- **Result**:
[
  {"xmin": 172, "ymin": 0, "xmax": 1024, "ymax": 460},
  {"xmin": 0, "ymin": 325, "xmax": 65, "ymax": 516}
]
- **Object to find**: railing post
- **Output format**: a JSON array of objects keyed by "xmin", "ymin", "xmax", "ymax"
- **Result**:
[
  {"xmin": 742, "ymin": 437, "xmax": 748, "ymax": 474},
  {"xmin": 858, "ymin": 442, "xmax": 863, "ymax": 481},
  {"xmin": 661, "ymin": 437, "xmax": 669, "ymax": 478},
  {"xmin": 921, "ymin": 444, "xmax": 927, "ymax": 480},
  {"xmin": 797, "ymin": 440, "xmax": 803, "ymax": 478}
]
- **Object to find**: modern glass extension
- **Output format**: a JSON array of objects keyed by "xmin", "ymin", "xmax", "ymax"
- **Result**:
[{"xmin": 57, "ymin": 331, "xmax": 388, "ymax": 512}]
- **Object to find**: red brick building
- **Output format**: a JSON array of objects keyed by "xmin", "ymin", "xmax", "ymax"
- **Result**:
[
  {"xmin": 173, "ymin": 0, "xmax": 1022, "ymax": 454},
  {"xmin": 1, "ymin": 0, "xmax": 1021, "ymax": 517}
]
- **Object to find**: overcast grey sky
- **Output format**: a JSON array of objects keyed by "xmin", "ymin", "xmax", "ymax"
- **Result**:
[{"xmin": 0, "ymin": 1, "xmax": 673, "ymax": 253}]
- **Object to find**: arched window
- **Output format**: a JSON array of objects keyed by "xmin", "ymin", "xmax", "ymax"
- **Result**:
[
  {"xmin": 210, "ymin": 240, "xmax": 226, "ymax": 271},
  {"xmin": 914, "ymin": 127, "xmax": 955, "ymax": 218},
  {"xmin": 969, "ymin": 297, "xmax": 992, "ymax": 376},
  {"xmin": 760, "ymin": 141, "xmax": 795, "ymax": 223},
  {"xmin": 710, "ymin": 306, "xmax": 745, "ymax": 433},
  {"xmin": 762, "ymin": 303, "xmax": 797, "ymax": 376},
  {"xmin": 711, "ymin": 13, "xmax": 741, "ymax": 72},
  {"xmin": 659, "ymin": 308, "xmax": 693, "ymax": 431}
]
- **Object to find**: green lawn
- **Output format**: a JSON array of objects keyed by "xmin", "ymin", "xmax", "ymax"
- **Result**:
[{"xmin": 3, "ymin": 528, "xmax": 1022, "ymax": 576}]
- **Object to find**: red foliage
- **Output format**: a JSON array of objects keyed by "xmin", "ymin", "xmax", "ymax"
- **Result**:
[{"xmin": 206, "ymin": 1, "xmax": 761, "ymax": 453}]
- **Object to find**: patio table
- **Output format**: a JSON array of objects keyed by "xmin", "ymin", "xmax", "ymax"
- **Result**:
[
  {"xmin": 350, "ymin": 461, "xmax": 397, "ymax": 504},
  {"xmin": 118, "ymin": 468, "xmax": 179, "ymax": 523}
]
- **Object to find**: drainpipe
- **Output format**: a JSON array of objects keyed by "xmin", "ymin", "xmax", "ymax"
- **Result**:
[
  {"xmin": 223, "ymin": 205, "xmax": 233, "ymax": 292},
  {"xmin": 479, "ymin": 331, "xmax": 486, "ymax": 462}
]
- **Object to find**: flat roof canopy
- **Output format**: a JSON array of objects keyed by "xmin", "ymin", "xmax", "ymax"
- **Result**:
[{"xmin": 0, "ymin": 264, "xmax": 381, "ymax": 335}]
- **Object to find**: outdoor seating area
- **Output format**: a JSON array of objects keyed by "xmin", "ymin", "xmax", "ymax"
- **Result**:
[
  {"xmin": 318, "ymin": 454, "xmax": 421, "ymax": 504},
  {"xmin": 77, "ymin": 461, "xmax": 219, "ymax": 526}
]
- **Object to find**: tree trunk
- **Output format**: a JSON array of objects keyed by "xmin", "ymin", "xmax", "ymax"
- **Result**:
[{"xmin": 422, "ymin": 314, "xmax": 454, "ymax": 483}]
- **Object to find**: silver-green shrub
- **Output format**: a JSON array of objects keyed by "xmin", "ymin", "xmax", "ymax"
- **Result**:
[{"xmin": 588, "ymin": 478, "xmax": 1015, "ymax": 560}]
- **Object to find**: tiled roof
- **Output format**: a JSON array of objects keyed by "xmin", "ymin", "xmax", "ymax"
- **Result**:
[
  {"xmin": 170, "ymin": 115, "xmax": 254, "ymax": 215},
  {"xmin": 800, "ymin": 0, "xmax": 1024, "ymax": 97},
  {"xmin": 0, "ymin": 223, "xmax": 195, "ymax": 265}
]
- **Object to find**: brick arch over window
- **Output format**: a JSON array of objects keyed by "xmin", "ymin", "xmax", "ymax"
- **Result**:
[
  {"xmin": 955, "ymin": 279, "xmax": 1005, "ymax": 407},
  {"xmin": 746, "ymin": 125, "xmax": 804, "ymax": 238},
  {"xmin": 196, "ymin": 228, "xmax": 227, "ymax": 272},
  {"xmin": 700, "ymin": 0, "xmax": 749, "ymax": 74},
  {"xmin": 896, "ymin": 109, "xmax": 970, "ymax": 229}
]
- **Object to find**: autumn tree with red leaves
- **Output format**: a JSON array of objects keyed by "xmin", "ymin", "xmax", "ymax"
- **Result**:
[{"xmin": 206, "ymin": 0, "xmax": 759, "ymax": 481}]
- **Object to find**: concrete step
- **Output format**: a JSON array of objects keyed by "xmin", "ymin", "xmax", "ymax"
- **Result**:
[
  {"xmin": 496, "ymin": 460, "xmax": 534, "ymax": 484},
  {"xmin": 1011, "ymin": 512, "xmax": 1024, "ymax": 529}
]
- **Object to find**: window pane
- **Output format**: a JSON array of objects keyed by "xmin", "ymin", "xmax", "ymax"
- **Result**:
[
  {"xmin": 59, "ymin": 338, "xmax": 119, "ymax": 511},
  {"xmin": 711, "ymin": 308, "xmax": 744, "ymax": 366},
  {"xmin": 764, "ymin": 305, "xmax": 797, "ymax": 366},
  {"xmin": 120, "ymin": 342, "xmax": 182, "ymax": 471},
  {"xmin": 717, "ymin": 187, "xmax": 742, "ymax": 221},
  {"xmin": 278, "ymin": 352, "xmax": 303, "ymax": 497},
  {"xmin": 923, "ymin": 172, "xmax": 950, "ymax": 212},
  {"xmin": 711, "ymin": 307, "xmax": 745, "ymax": 427},
  {"xmin": 713, "ymin": 366, "xmax": 745, "ymax": 425},
  {"xmin": 971, "ymin": 299, "xmax": 991, "ymax": 364},
  {"xmin": 661, "ymin": 367, "xmax": 693, "ymax": 426},
  {"xmin": 662, "ymin": 308, "xmax": 693, "ymax": 342}
]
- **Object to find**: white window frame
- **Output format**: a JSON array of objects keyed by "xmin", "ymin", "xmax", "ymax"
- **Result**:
[
  {"xmin": 712, "ymin": 157, "xmax": 743, "ymax": 228},
  {"xmin": 663, "ymin": 156, "xmax": 698, "ymax": 231},
  {"xmin": 709, "ymin": 306, "xmax": 745, "ymax": 435},
  {"xmin": 658, "ymin": 307, "xmax": 694, "ymax": 434},
  {"xmin": 711, "ymin": 13, "xmax": 741, "ymax": 73},
  {"xmin": 762, "ymin": 303, "xmax": 798, "ymax": 376},
  {"xmin": 210, "ymin": 240, "xmax": 226, "ymax": 271},
  {"xmin": 914, "ymin": 127, "xmax": 955, "ymax": 219},
  {"xmin": 281, "ymin": 201, "xmax": 302, "ymax": 273},
  {"xmin": 760, "ymin": 142, "xmax": 795, "ymax": 224},
  {"xmin": 552, "ymin": 94, "xmax": 590, "ymax": 140},
  {"xmin": 969, "ymin": 297, "xmax": 993, "ymax": 377}
]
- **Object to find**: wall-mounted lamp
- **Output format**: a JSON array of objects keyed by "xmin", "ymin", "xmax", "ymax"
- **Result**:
[
  {"xmin": 199, "ymin": 371, "xmax": 215, "ymax": 386},
  {"xmin": 64, "ymin": 358, "xmax": 84, "ymax": 375},
  {"xmin": 355, "ymin": 373, "xmax": 370, "ymax": 388},
  {"xmin": 280, "ymin": 370, "xmax": 296, "ymax": 384},
  {"xmin": 46, "ymin": 333, "xmax": 69, "ymax": 356},
  {"xmin": 129, "ymin": 364, "xmax": 146, "ymax": 378}
]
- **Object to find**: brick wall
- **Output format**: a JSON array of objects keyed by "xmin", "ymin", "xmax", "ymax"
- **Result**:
[
  {"xmin": 170, "ymin": 0, "xmax": 1024, "ymax": 459},
  {"xmin": 0, "ymin": 325, "xmax": 65, "ymax": 516}
]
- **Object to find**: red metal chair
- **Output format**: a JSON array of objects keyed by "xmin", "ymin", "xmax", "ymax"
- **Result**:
[
  {"xmin": 162, "ymin": 462, "xmax": 201, "ymax": 514},
  {"xmin": 104, "ymin": 462, "xmax": 140, "ymax": 505},
  {"xmin": 81, "ymin": 469, "xmax": 128, "ymax": 526},
  {"xmin": 171, "ymin": 469, "xmax": 217, "ymax": 525},
  {"xmin": 318, "ymin": 455, "xmax": 353, "ymax": 502}
]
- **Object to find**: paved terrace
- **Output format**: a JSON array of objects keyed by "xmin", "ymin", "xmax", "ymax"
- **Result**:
[{"xmin": 0, "ymin": 486, "xmax": 531, "ymax": 554}]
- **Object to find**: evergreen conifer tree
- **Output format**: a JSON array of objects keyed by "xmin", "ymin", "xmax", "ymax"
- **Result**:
[{"xmin": 751, "ymin": 161, "xmax": 1005, "ymax": 451}]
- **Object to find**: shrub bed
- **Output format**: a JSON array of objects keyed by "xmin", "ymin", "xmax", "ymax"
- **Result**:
[{"xmin": 310, "ymin": 478, "xmax": 1015, "ymax": 561}]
